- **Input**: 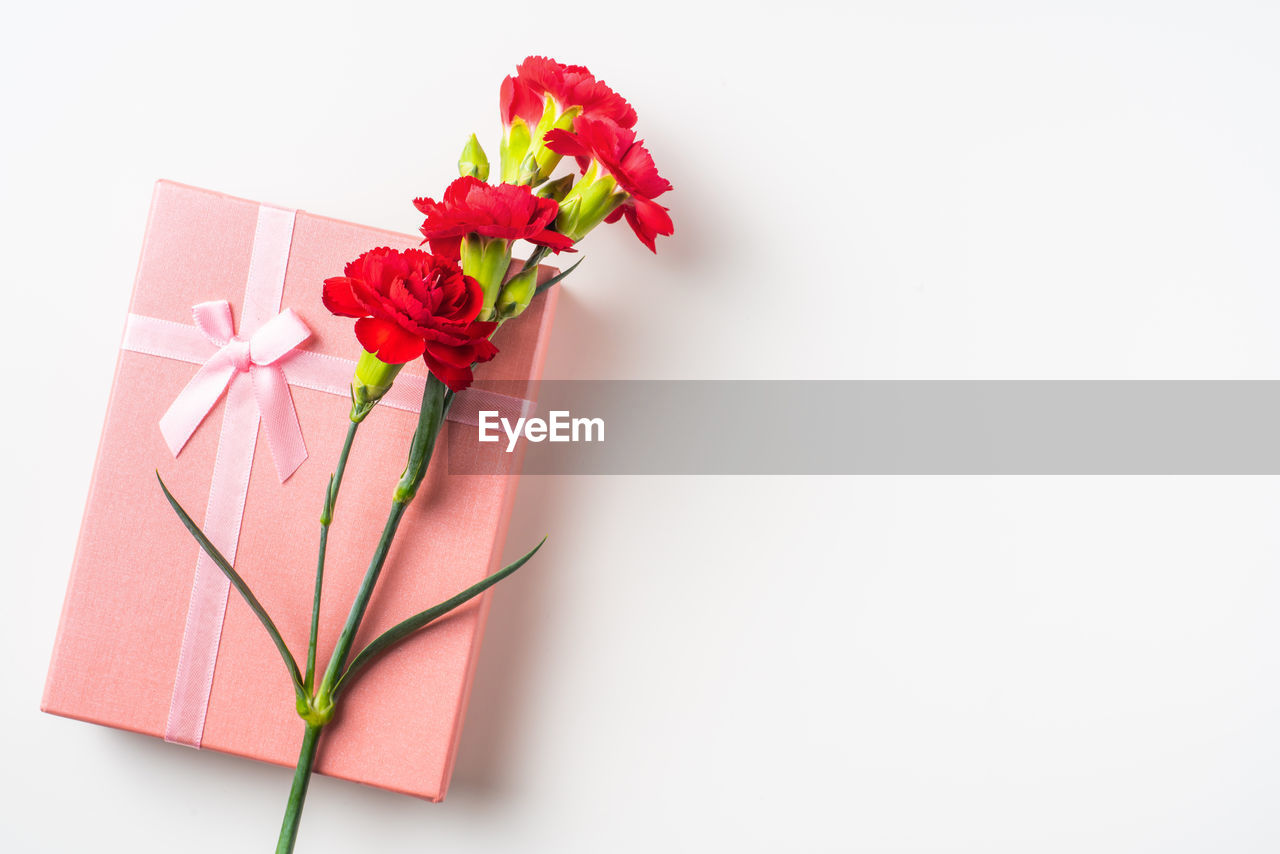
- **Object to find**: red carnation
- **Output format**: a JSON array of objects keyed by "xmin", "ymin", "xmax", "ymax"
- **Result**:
[
  {"xmin": 501, "ymin": 55, "xmax": 637, "ymax": 129},
  {"xmin": 322, "ymin": 247, "xmax": 497, "ymax": 391},
  {"xmin": 545, "ymin": 117, "xmax": 674, "ymax": 252},
  {"xmin": 414, "ymin": 176, "xmax": 575, "ymax": 261}
]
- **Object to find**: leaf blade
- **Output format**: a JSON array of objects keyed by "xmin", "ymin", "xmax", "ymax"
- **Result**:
[
  {"xmin": 336, "ymin": 537, "xmax": 547, "ymax": 695},
  {"xmin": 534, "ymin": 257, "xmax": 583, "ymax": 295},
  {"xmin": 157, "ymin": 472, "xmax": 305, "ymax": 696}
]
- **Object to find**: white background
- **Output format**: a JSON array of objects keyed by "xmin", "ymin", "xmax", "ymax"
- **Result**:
[{"xmin": 4, "ymin": 1, "xmax": 1280, "ymax": 851}]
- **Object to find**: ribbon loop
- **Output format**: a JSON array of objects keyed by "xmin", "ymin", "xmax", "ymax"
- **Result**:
[
  {"xmin": 191, "ymin": 300, "xmax": 235, "ymax": 345},
  {"xmin": 158, "ymin": 298, "xmax": 310, "ymax": 482},
  {"xmin": 248, "ymin": 308, "xmax": 310, "ymax": 366}
]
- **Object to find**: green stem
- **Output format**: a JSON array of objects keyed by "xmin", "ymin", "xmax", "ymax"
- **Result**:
[
  {"xmin": 277, "ymin": 375, "xmax": 451, "ymax": 851},
  {"xmin": 321, "ymin": 500, "xmax": 408, "ymax": 689},
  {"xmin": 305, "ymin": 420, "xmax": 359, "ymax": 690},
  {"xmin": 518, "ymin": 244, "xmax": 551, "ymax": 276},
  {"xmin": 275, "ymin": 723, "xmax": 322, "ymax": 854},
  {"xmin": 315, "ymin": 375, "xmax": 450, "ymax": 701}
]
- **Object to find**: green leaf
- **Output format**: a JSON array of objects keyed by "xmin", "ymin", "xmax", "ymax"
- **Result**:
[
  {"xmin": 534, "ymin": 257, "xmax": 584, "ymax": 295},
  {"xmin": 157, "ymin": 472, "xmax": 306, "ymax": 697},
  {"xmin": 335, "ymin": 536, "xmax": 547, "ymax": 695}
]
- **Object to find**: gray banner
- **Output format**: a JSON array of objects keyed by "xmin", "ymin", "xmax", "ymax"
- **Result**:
[{"xmin": 444, "ymin": 381, "xmax": 1280, "ymax": 474}]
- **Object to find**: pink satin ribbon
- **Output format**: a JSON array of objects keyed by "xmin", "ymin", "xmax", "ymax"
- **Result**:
[
  {"xmin": 120, "ymin": 204, "xmax": 532, "ymax": 748},
  {"xmin": 159, "ymin": 300, "xmax": 311, "ymax": 482}
]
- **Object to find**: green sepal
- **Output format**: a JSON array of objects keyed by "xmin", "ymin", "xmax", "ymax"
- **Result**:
[
  {"xmin": 554, "ymin": 194, "xmax": 582, "ymax": 237},
  {"xmin": 555, "ymin": 161, "xmax": 627, "ymax": 241},
  {"xmin": 536, "ymin": 174, "xmax": 575, "ymax": 202},
  {"xmin": 350, "ymin": 350, "xmax": 405, "ymax": 422},
  {"xmin": 534, "ymin": 104, "xmax": 580, "ymax": 178},
  {"xmin": 500, "ymin": 118, "xmax": 531, "ymax": 184},
  {"xmin": 459, "ymin": 234, "xmax": 513, "ymax": 320},
  {"xmin": 572, "ymin": 174, "xmax": 623, "ymax": 237},
  {"xmin": 533, "ymin": 94, "xmax": 558, "ymax": 141}
]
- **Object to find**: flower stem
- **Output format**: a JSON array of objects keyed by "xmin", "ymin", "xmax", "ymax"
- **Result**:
[
  {"xmin": 275, "ymin": 723, "xmax": 322, "ymax": 854},
  {"xmin": 305, "ymin": 419, "xmax": 359, "ymax": 690},
  {"xmin": 321, "ymin": 500, "xmax": 408, "ymax": 687},
  {"xmin": 275, "ymin": 375, "xmax": 450, "ymax": 852},
  {"xmin": 518, "ymin": 244, "xmax": 551, "ymax": 276},
  {"xmin": 317, "ymin": 375, "xmax": 449, "ymax": 694}
]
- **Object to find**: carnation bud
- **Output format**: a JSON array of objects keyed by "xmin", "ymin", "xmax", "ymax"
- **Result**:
[
  {"xmin": 535, "ymin": 174, "xmax": 574, "ymax": 202},
  {"xmin": 350, "ymin": 350, "xmax": 406, "ymax": 422},
  {"xmin": 458, "ymin": 133, "xmax": 490, "ymax": 181},
  {"xmin": 459, "ymin": 234, "xmax": 513, "ymax": 321},
  {"xmin": 517, "ymin": 150, "xmax": 540, "ymax": 186},
  {"xmin": 499, "ymin": 118, "xmax": 532, "ymax": 184},
  {"xmin": 495, "ymin": 267, "xmax": 540, "ymax": 321}
]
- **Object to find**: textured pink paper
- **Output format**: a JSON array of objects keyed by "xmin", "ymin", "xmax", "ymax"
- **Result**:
[{"xmin": 42, "ymin": 180, "xmax": 559, "ymax": 801}]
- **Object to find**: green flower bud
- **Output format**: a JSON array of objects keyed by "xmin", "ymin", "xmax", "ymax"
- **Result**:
[
  {"xmin": 535, "ymin": 174, "xmax": 575, "ymax": 202},
  {"xmin": 517, "ymin": 149, "xmax": 540, "ymax": 185},
  {"xmin": 350, "ymin": 350, "xmax": 405, "ymax": 422},
  {"xmin": 459, "ymin": 234, "xmax": 513, "ymax": 320},
  {"xmin": 499, "ymin": 118, "xmax": 531, "ymax": 184},
  {"xmin": 458, "ymin": 133, "xmax": 490, "ymax": 181},
  {"xmin": 496, "ymin": 267, "xmax": 540, "ymax": 321}
]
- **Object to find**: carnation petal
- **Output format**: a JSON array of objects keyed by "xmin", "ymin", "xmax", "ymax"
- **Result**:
[
  {"xmin": 543, "ymin": 128, "xmax": 589, "ymax": 159},
  {"xmin": 633, "ymin": 197, "xmax": 674, "ymax": 238},
  {"xmin": 422, "ymin": 348, "xmax": 475, "ymax": 392},
  {"xmin": 427, "ymin": 235, "xmax": 464, "ymax": 262},
  {"xmin": 530, "ymin": 228, "xmax": 577, "ymax": 252},
  {"xmin": 354, "ymin": 317, "xmax": 427, "ymax": 364},
  {"xmin": 321, "ymin": 277, "xmax": 366, "ymax": 318}
]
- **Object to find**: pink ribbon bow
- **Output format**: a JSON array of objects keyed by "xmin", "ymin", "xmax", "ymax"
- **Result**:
[{"xmin": 158, "ymin": 300, "xmax": 311, "ymax": 482}]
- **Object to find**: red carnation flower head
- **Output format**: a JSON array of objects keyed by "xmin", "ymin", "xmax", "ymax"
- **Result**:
[
  {"xmin": 322, "ymin": 246, "xmax": 498, "ymax": 394},
  {"xmin": 499, "ymin": 56, "xmax": 638, "ymax": 185},
  {"xmin": 544, "ymin": 116, "xmax": 674, "ymax": 252},
  {"xmin": 414, "ymin": 177, "xmax": 575, "ymax": 320},
  {"xmin": 501, "ymin": 56, "xmax": 638, "ymax": 129},
  {"xmin": 414, "ymin": 177, "xmax": 573, "ymax": 260}
]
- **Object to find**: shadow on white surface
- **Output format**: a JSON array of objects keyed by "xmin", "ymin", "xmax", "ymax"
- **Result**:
[{"xmin": 448, "ymin": 473, "xmax": 577, "ymax": 800}]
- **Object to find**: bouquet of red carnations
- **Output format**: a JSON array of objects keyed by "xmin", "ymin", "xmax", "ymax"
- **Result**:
[{"xmin": 153, "ymin": 56, "xmax": 672, "ymax": 852}]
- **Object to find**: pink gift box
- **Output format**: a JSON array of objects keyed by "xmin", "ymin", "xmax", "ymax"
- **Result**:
[{"xmin": 42, "ymin": 180, "xmax": 558, "ymax": 800}]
